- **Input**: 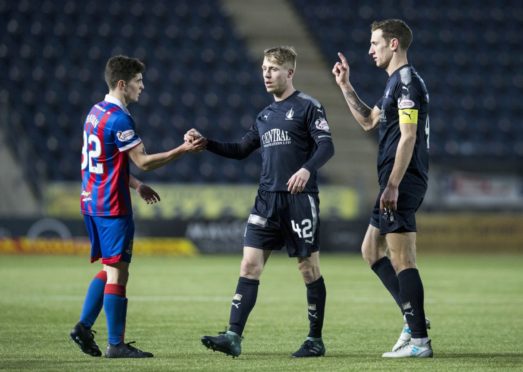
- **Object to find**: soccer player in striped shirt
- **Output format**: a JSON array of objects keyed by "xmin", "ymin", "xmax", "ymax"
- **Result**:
[{"xmin": 70, "ymin": 55, "xmax": 205, "ymax": 358}]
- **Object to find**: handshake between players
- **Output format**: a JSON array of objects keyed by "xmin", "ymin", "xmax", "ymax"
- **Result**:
[{"xmin": 184, "ymin": 128, "xmax": 207, "ymax": 150}]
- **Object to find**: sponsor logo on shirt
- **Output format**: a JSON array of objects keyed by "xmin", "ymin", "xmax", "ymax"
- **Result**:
[
  {"xmin": 398, "ymin": 98, "xmax": 415, "ymax": 109},
  {"xmin": 81, "ymin": 190, "xmax": 92, "ymax": 202},
  {"xmin": 117, "ymin": 129, "xmax": 135, "ymax": 142},
  {"xmin": 261, "ymin": 128, "xmax": 291, "ymax": 147},
  {"xmin": 315, "ymin": 117, "xmax": 330, "ymax": 132}
]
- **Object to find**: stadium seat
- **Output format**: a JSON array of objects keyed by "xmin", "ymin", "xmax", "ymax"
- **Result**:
[
  {"xmin": 1, "ymin": 0, "xmax": 271, "ymax": 185},
  {"xmin": 290, "ymin": 0, "xmax": 522, "ymax": 167}
]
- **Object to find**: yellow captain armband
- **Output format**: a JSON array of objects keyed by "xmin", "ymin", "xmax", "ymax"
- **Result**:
[{"xmin": 398, "ymin": 109, "xmax": 418, "ymax": 125}]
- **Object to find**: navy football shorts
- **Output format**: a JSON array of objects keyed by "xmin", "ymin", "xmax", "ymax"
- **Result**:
[
  {"xmin": 244, "ymin": 190, "xmax": 321, "ymax": 258},
  {"xmin": 370, "ymin": 185, "xmax": 426, "ymax": 235},
  {"xmin": 83, "ymin": 214, "xmax": 134, "ymax": 264}
]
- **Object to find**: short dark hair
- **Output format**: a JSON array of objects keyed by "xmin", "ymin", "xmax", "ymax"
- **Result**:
[
  {"xmin": 104, "ymin": 55, "xmax": 145, "ymax": 90},
  {"xmin": 371, "ymin": 19, "xmax": 413, "ymax": 50}
]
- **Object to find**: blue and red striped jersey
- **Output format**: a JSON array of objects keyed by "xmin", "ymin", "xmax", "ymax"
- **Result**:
[{"xmin": 81, "ymin": 95, "xmax": 142, "ymax": 216}]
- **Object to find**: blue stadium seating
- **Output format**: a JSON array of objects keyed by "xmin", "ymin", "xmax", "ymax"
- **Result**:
[
  {"xmin": 0, "ymin": 0, "xmax": 270, "ymax": 184},
  {"xmin": 291, "ymin": 0, "xmax": 523, "ymax": 169},
  {"xmin": 2, "ymin": 0, "xmax": 520, "ymax": 188}
]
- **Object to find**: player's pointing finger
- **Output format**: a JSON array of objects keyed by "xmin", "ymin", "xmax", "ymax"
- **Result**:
[{"xmin": 338, "ymin": 52, "xmax": 348, "ymax": 66}]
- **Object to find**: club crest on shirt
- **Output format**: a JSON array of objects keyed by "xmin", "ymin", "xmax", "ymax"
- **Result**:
[
  {"xmin": 117, "ymin": 129, "xmax": 135, "ymax": 142},
  {"xmin": 285, "ymin": 107, "xmax": 295, "ymax": 120},
  {"xmin": 315, "ymin": 117, "xmax": 330, "ymax": 132}
]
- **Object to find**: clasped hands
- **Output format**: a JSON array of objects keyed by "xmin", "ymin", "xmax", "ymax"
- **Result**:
[{"xmin": 184, "ymin": 128, "xmax": 207, "ymax": 152}]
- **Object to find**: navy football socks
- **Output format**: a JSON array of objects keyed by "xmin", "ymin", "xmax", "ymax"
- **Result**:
[
  {"xmin": 371, "ymin": 257, "xmax": 403, "ymax": 313},
  {"xmin": 398, "ymin": 268, "xmax": 428, "ymax": 338},
  {"xmin": 228, "ymin": 277, "xmax": 259, "ymax": 336},
  {"xmin": 306, "ymin": 276, "xmax": 326, "ymax": 339}
]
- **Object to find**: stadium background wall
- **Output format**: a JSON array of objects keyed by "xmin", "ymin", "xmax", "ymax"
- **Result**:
[{"xmin": 0, "ymin": 214, "xmax": 521, "ymax": 255}]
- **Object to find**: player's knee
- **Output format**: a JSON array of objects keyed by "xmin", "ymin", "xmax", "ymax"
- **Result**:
[
  {"xmin": 240, "ymin": 258, "xmax": 263, "ymax": 279},
  {"xmin": 298, "ymin": 262, "xmax": 320, "ymax": 283},
  {"xmin": 301, "ymin": 270, "xmax": 320, "ymax": 283},
  {"xmin": 391, "ymin": 258, "xmax": 416, "ymax": 273},
  {"xmin": 389, "ymin": 250, "xmax": 416, "ymax": 272},
  {"xmin": 361, "ymin": 243, "xmax": 376, "ymax": 266},
  {"xmin": 104, "ymin": 264, "xmax": 129, "ymax": 285}
]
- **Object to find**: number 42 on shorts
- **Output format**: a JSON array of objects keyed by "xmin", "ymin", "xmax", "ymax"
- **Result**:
[{"xmin": 291, "ymin": 219, "xmax": 313, "ymax": 241}]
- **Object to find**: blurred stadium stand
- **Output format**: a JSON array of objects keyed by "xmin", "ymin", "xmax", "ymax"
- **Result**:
[
  {"xmin": 0, "ymin": 0, "xmax": 269, "ymax": 190},
  {"xmin": 291, "ymin": 0, "xmax": 523, "ymax": 171},
  {"xmin": 1, "ymin": 0, "xmax": 522, "ymax": 215}
]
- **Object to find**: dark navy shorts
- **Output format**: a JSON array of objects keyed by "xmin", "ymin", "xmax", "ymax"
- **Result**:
[
  {"xmin": 83, "ymin": 215, "xmax": 134, "ymax": 264},
  {"xmin": 244, "ymin": 190, "xmax": 321, "ymax": 258},
  {"xmin": 369, "ymin": 185, "xmax": 426, "ymax": 235}
]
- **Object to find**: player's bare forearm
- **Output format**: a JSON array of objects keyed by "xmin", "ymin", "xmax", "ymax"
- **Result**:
[
  {"xmin": 129, "ymin": 141, "xmax": 204, "ymax": 171},
  {"xmin": 341, "ymin": 87, "xmax": 375, "ymax": 131},
  {"xmin": 387, "ymin": 134, "xmax": 416, "ymax": 188},
  {"xmin": 343, "ymin": 87, "xmax": 371, "ymax": 118},
  {"xmin": 140, "ymin": 145, "xmax": 195, "ymax": 170},
  {"xmin": 129, "ymin": 174, "xmax": 160, "ymax": 204},
  {"xmin": 333, "ymin": 52, "xmax": 377, "ymax": 131},
  {"xmin": 129, "ymin": 174, "xmax": 143, "ymax": 189}
]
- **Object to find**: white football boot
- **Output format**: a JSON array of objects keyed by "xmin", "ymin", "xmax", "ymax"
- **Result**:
[
  {"xmin": 383, "ymin": 339, "xmax": 433, "ymax": 358},
  {"xmin": 391, "ymin": 317, "xmax": 431, "ymax": 352}
]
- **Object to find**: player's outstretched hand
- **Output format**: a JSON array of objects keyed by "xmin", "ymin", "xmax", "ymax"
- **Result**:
[
  {"xmin": 137, "ymin": 183, "xmax": 161, "ymax": 204},
  {"xmin": 184, "ymin": 137, "xmax": 207, "ymax": 152},
  {"xmin": 287, "ymin": 168, "xmax": 310, "ymax": 194},
  {"xmin": 183, "ymin": 128, "xmax": 207, "ymax": 152},
  {"xmin": 184, "ymin": 128, "xmax": 203, "ymax": 143},
  {"xmin": 332, "ymin": 52, "xmax": 351, "ymax": 88}
]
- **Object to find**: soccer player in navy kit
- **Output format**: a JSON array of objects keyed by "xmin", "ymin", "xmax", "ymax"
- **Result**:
[
  {"xmin": 186, "ymin": 46, "xmax": 334, "ymax": 358},
  {"xmin": 333, "ymin": 19, "xmax": 433, "ymax": 358},
  {"xmin": 70, "ymin": 55, "xmax": 204, "ymax": 358}
]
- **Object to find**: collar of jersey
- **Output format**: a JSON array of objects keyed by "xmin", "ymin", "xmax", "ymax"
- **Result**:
[
  {"xmin": 272, "ymin": 90, "xmax": 299, "ymax": 106},
  {"xmin": 104, "ymin": 94, "xmax": 131, "ymax": 116}
]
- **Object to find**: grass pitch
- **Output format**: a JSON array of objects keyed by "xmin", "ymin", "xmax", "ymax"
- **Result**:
[{"xmin": 0, "ymin": 253, "xmax": 522, "ymax": 371}]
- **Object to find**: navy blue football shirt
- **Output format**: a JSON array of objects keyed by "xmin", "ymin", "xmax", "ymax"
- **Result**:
[
  {"xmin": 375, "ymin": 65, "xmax": 429, "ymax": 187},
  {"xmin": 207, "ymin": 90, "xmax": 334, "ymax": 192}
]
